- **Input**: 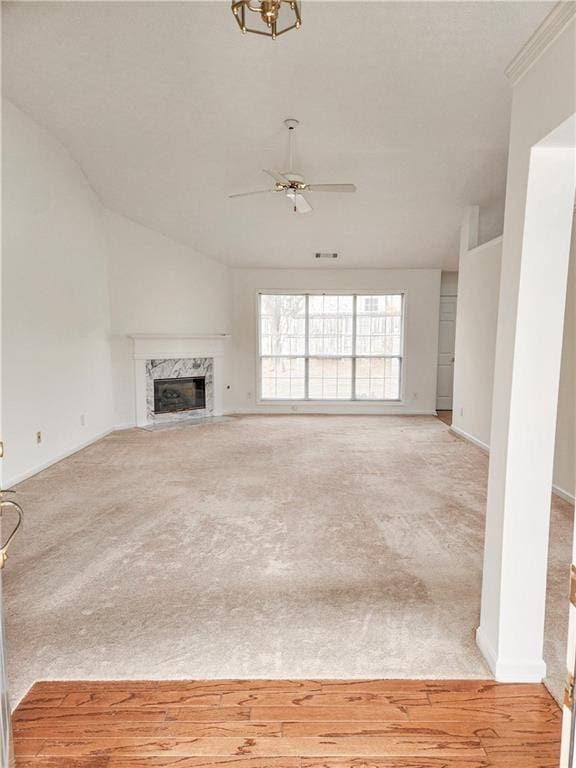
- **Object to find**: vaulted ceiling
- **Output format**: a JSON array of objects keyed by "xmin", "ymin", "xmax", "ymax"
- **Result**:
[{"xmin": 2, "ymin": 1, "xmax": 552, "ymax": 269}]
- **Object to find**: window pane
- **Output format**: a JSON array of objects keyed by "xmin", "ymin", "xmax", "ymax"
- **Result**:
[
  {"xmin": 309, "ymin": 358, "xmax": 352, "ymax": 399},
  {"xmin": 356, "ymin": 294, "xmax": 402, "ymax": 356},
  {"xmin": 309, "ymin": 295, "xmax": 353, "ymax": 356},
  {"xmin": 261, "ymin": 357, "xmax": 305, "ymax": 399},
  {"xmin": 260, "ymin": 295, "xmax": 306, "ymax": 355},
  {"xmin": 355, "ymin": 357, "xmax": 401, "ymax": 400}
]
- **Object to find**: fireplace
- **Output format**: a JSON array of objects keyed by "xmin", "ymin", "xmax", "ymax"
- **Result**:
[
  {"xmin": 153, "ymin": 376, "xmax": 206, "ymax": 414},
  {"xmin": 133, "ymin": 341, "xmax": 227, "ymax": 428}
]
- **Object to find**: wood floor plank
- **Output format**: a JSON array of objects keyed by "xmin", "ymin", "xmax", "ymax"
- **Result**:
[
  {"xmin": 29, "ymin": 736, "xmax": 486, "ymax": 758},
  {"xmin": 284, "ymin": 718, "xmax": 562, "ymax": 739},
  {"xmin": 282, "ymin": 721, "xmax": 500, "ymax": 738},
  {"xmin": 13, "ymin": 707, "xmax": 172, "ymax": 724},
  {"xmin": 222, "ymin": 692, "xmax": 427, "ymax": 708},
  {"xmin": 164, "ymin": 707, "xmax": 252, "ymax": 722},
  {"xmin": 405, "ymin": 700, "xmax": 560, "ymax": 723},
  {"xmin": 249, "ymin": 706, "xmax": 411, "ymax": 722},
  {"xmin": 300, "ymin": 760, "xmax": 491, "ymax": 768},
  {"xmin": 36, "ymin": 680, "xmax": 320, "ymax": 695},
  {"xmin": 427, "ymin": 684, "xmax": 550, "ymax": 703},
  {"xmin": 17, "ymin": 685, "xmax": 67, "ymax": 708},
  {"xmin": 14, "ymin": 721, "xmax": 282, "ymax": 738},
  {"xmin": 59, "ymin": 691, "xmax": 221, "ymax": 708},
  {"xmin": 15, "ymin": 759, "xmax": 301, "ymax": 768},
  {"xmin": 481, "ymin": 735, "xmax": 561, "ymax": 757},
  {"xmin": 13, "ymin": 739, "xmax": 45, "ymax": 757},
  {"xmin": 316, "ymin": 680, "xmax": 494, "ymax": 694}
]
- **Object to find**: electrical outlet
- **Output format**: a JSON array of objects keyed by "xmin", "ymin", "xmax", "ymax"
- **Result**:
[
  {"xmin": 80, "ymin": 414, "xmax": 86, "ymax": 426},
  {"xmin": 460, "ymin": 407, "xmax": 464, "ymax": 417},
  {"xmin": 36, "ymin": 431, "xmax": 42, "ymax": 444}
]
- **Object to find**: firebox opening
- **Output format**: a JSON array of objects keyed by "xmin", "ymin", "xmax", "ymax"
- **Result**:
[{"xmin": 153, "ymin": 376, "xmax": 206, "ymax": 414}]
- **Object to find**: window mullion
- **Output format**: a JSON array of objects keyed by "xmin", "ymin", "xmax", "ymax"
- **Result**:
[
  {"xmin": 351, "ymin": 294, "xmax": 357, "ymax": 401},
  {"xmin": 304, "ymin": 293, "xmax": 309, "ymax": 400}
]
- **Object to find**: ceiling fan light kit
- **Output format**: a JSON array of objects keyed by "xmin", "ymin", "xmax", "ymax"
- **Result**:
[
  {"xmin": 231, "ymin": 0, "xmax": 301, "ymax": 39},
  {"xmin": 229, "ymin": 119, "xmax": 357, "ymax": 215}
]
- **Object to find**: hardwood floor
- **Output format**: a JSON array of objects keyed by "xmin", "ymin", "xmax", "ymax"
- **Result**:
[
  {"xmin": 436, "ymin": 410, "xmax": 453, "ymax": 426},
  {"xmin": 13, "ymin": 680, "xmax": 561, "ymax": 766}
]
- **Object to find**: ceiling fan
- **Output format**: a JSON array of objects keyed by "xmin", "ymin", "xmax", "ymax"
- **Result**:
[{"xmin": 229, "ymin": 119, "xmax": 356, "ymax": 214}]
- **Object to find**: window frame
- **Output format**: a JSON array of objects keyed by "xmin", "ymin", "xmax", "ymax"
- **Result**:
[{"xmin": 256, "ymin": 290, "xmax": 406, "ymax": 404}]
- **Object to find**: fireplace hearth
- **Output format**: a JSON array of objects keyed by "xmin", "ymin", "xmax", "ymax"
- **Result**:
[{"xmin": 153, "ymin": 376, "xmax": 206, "ymax": 414}]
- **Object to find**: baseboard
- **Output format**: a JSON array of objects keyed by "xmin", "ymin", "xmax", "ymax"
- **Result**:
[
  {"xmin": 449, "ymin": 425, "xmax": 490, "ymax": 453},
  {"xmin": 476, "ymin": 626, "xmax": 546, "ymax": 682},
  {"xmin": 451, "ymin": 426, "xmax": 574, "ymax": 504},
  {"xmin": 475, "ymin": 626, "xmax": 498, "ymax": 675},
  {"xmin": 5, "ymin": 427, "xmax": 115, "ymax": 488},
  {"xmin": 227, "ymin": 408, "xmax": 438, "ymax": 416},
  {"xmin": 552, "ymin": 484, "xmax": 575, "ymax": 505},
  {"xmin": 114, "ymin": 421, "xmax": 137, "ymax": 431}
]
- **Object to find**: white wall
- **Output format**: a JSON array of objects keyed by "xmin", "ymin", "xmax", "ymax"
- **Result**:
[
  {"xmin": 452, "ymin": 230, "xmax": 574, "ymax": 500},
  {"xmin": 477, "ymin": 9, "xmax": 576, "ymax": 687},
  {"xmin": 440, "ymin": 271, "xmax": 458, "ymax": 297},
  {"xmin": 2, "ymin": 100, "xmax": 114, "ymax": 486},
  {"xmin": 452, "ymin": 237, "xmax": 503, "ymax": 451},
  {"xmin": 105, "ymin": 211, "xmax": 232, "ymax": 428},
  {"xmin": 553, "ymin": 222, "xmax": 575, "ymax": 500},
  {"xmin": 2, "ymin": 100, "xmax": 233, "ymax": 480},
  {"xmin": 230, "ymin": 268, "xmax": 441, "ymax": 414}
]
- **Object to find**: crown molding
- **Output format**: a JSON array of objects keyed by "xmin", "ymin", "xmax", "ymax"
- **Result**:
[{"xmin": 505, "ymin": 2, "xmax": 576, "ymax": 86}]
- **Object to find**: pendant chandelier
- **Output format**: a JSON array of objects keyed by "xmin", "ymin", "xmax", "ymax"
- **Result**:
[{"xmin": 231, "ymin": 0, "xmax": 301, "ymax": 40}]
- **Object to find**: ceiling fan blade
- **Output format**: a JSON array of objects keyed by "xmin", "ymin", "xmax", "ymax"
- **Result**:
[
  {"xmin": 294, "ymin": 193, "xmax": 312, "ymax": 214},
  {"xmin": 229, "ymin": 189, "xmax": 275, "ymax": 198},
  {"xmin": 306, "ymin": 184, "xmax": 357, "ymax": 193},
  {"xmin": 263, "ymin": 169, "xmax": 290, "ymax": 185}
]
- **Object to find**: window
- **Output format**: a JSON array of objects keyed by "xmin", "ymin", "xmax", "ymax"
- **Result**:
[{"xmin": 259, "ymin": 293, "xmax": 403, "ymax": 401}]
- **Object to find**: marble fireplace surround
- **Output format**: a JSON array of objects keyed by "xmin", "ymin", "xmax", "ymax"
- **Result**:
[{"xmin": 130, "ymin": 334, "xmax": 230, "ymax": 428}]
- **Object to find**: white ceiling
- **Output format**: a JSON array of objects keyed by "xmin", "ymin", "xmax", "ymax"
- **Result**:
[{"xmin": 2, "ymin": 1, "xmax": 552, "ymax": 269}]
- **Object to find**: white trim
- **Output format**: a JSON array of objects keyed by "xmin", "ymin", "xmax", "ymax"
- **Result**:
[
  {"xmin": 505, "ymin": 2, "xmax": 576, "ymax": 86},
  {"xmin": 133, "ymin": 351, "xmax": 225, "ymax": 361},
  {"xmin": 466, "ymin": 235, "xmax": 504, "ymax": 258},
  {"xmin": 114, "ymin": 421, "xmax": 137, "ymax": 431},
  {"xmin": 5, "ymin": 427, "xmax": 115, "ymax": 488},
  {"xmin": 552, "ymin": 484, "xmax": 576, "ymax": 505},
  {"xmin": 257, "ymin": 291, "xmax": 405, "ymax": 404},
  {"xmin": 129, "ymin": 333, "xmax": 230, "ymax": 340},
  {"xmin": 450, "ymin": 426, "xmax": 574, "ymax": 504},
  {"xmin": 449, "ymin": 425, "xmax": 490, "ymax": 454},
  {"xmin": 228, "ymin": 408, "xmax": 437, "ymax": 416},
  {"xmin": 476, "ymin": 627, "xmax": 547, "ymax": 682}
]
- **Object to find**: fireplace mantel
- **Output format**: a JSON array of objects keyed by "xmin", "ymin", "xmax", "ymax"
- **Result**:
[
  {"xmin": 129, "ymin": 333, "xmax": 230, "ymax": 427},
  {"xmin": 129, "ymin": 333, "xmax": 231, "ymax": 340}
]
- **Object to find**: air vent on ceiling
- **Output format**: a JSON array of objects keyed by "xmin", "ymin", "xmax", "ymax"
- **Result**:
[{"xmin": 315, "ymin": 252, "xmax": 338, "ymax": 259}]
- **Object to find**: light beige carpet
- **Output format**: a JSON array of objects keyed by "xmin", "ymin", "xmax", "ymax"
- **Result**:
[{"xmin": 5, "ymin": 415, "xmax": 572, "ymax": 705}]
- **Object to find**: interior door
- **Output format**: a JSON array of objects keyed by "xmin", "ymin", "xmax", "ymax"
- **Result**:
[{"xmin": 436, "ymin": 296, "xmax": 457, "ymax": 410}]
